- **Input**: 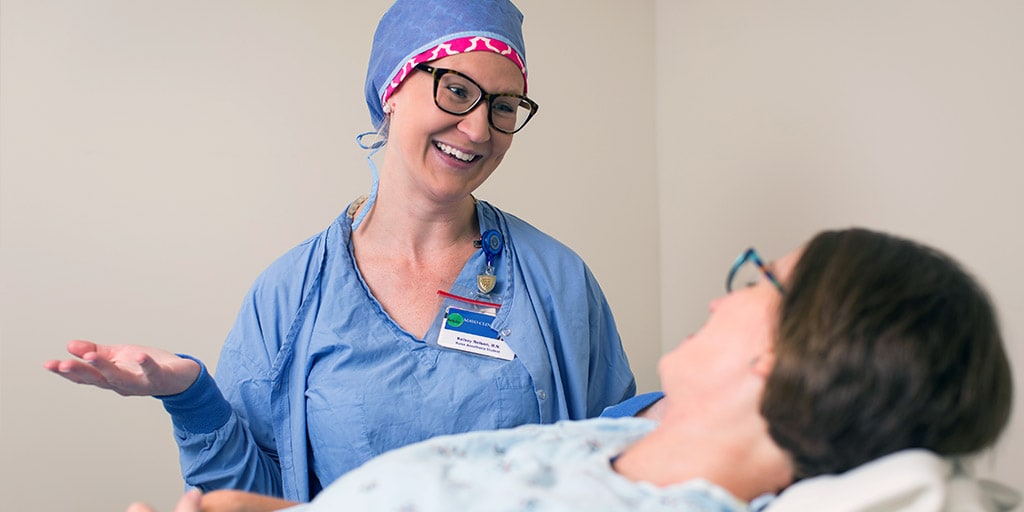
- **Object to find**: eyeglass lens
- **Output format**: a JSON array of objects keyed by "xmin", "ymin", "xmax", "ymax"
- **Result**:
[{"xmin": 435, "ymin": 72, "xmax": 533, "ymax": 133}]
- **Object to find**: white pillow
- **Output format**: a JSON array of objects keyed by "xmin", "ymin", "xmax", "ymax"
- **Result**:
[{"xmin": 765, "ymin": 449, "xmax": 1020, "ymax": 512}]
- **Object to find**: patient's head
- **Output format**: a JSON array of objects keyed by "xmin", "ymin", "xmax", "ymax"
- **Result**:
[{"xmin": 761, "ymin": 228, "xmax": 1013, "ymax": 479}]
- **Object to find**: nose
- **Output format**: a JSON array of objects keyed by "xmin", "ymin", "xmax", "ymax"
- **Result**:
[
  {"xmin": 458, "ymin": 102, "xmax": 492, "ymax": 143},
  {"xmin": 708, "ymin": 295, "xmax": 726, "ymax": 312}
]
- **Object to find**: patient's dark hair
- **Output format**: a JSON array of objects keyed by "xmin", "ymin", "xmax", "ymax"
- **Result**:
[{"xmin": 761, "ymin": 228, "xmax": 1013, "ymax": 479}]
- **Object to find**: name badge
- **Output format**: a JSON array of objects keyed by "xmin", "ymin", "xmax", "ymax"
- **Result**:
[{"xmin": 438, "ymin": 307, "xmax": 515, "ymax": 360}]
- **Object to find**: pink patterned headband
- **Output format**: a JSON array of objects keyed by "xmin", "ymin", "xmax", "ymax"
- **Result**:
[{"xmin": 380, "ymin": 35, "xmax": 528, "ymax": 106}]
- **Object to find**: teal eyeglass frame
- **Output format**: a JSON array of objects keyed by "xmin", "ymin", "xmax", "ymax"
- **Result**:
[{"xmin": 726, "ymin": 247, "xmax": 785, "ymax": 294}]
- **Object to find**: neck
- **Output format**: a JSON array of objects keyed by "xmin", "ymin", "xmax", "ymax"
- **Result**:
[
  {"xmin": 614, "ymin": 414, "xmax": 793, "ymax": 502},
  {"xmin": 351, "ymin": 189, "xmax": 479, "ymax": 254}
]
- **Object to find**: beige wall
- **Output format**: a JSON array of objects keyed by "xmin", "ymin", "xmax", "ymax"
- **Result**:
[
  {"xmin": 1, "ymin": 0, "xmax": 1020, "ymax": 511},
  {"xmin": 656, "ymin": 0, "xmax": 1024, "ymax": 495},
  {"xmin": 0, "ymin": 1, "xmax": 658, "ymax": 511}
]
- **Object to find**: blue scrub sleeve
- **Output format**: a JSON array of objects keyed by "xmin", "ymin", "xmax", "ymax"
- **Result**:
[
  {"xmin": 157, "ymin": 355, "xmax": 232, "ymax": 433},
  {"xmin": 600, "ymin": 392, "xmax": 665, "ymax": 419}
]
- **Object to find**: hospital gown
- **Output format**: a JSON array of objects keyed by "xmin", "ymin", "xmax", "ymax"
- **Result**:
[{"xmin": 281, "ymin": 417, "xmax": 750, "ymax": 512}]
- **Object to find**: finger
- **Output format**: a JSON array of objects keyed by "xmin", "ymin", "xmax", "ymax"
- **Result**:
[
  {"xmin": 47, "ymin": 368, "xmax": 97, "ymax": 386},
  {"xmin": 81, "ymin": 354, "xmax": 147, "ymax": 394},
  {"xmin": 46, "ymin": 359, "xmax": 112, "ymax": 388},
  {"xmin": 82, "ymin": 350, "xmax": 131, "ymax": 374},
  {"xmin": 175, "ymin": 489, "xmax": 202, "ymax": 512},
  {"xmin": 136, "ymin": 352, "xmax": 163, "ymax": 378},
  {"xmin": 134, "ymin": 353, "xmax": 173, "ymax": 391},
  {"xmin": 139, "ymin": 353, "xmax": 201, "ymax": 396},
  {"xmin": 66, "ymin": 339, "xmax": 100, "ymax": 358},
  {"xmin": 126, "ymin": 502, "xmax": 157, "ymax": 512}
]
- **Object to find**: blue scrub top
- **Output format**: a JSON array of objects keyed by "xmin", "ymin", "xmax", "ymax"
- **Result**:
[{"xmin": 160, "ymin": 200, "xmax": 636, "ymax": 500}]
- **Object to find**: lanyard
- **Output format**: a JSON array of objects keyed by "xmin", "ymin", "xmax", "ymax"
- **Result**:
[{"xmin": 476, "ymin": 229, "xmax": 503, "ymax": 295}]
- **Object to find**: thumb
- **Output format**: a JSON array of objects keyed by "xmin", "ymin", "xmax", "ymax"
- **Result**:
[
  {"xmin": 174, "ymin": 489, "xmax": 202, "ymax": 512},
  {"xmin": 125, "ymin": 502, "xmax": 157, "ymax": 512}
]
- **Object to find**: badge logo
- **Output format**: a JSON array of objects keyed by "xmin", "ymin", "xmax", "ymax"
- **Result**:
[
  {"xmin": 477, "ymin": 274, "xmax": 496, "ymax": 294},
  {"xmin": 446, "ymin": 312, "xmax": 464, "ymax": 327}
]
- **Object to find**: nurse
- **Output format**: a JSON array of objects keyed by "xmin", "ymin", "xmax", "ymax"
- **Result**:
[{"xmin": 44, "ymin": 0, "xmax": 636, "ymax": 501}]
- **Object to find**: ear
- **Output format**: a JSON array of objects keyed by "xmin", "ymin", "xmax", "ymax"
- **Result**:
[{"xmin": 751, "ymin": 350, "xmax": 775, "ymax": 378}]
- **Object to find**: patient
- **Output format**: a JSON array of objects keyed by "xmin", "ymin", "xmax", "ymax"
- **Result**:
[{"xmin": 129, "ymin": 228, "xmax": 1014, "ymax": 512}]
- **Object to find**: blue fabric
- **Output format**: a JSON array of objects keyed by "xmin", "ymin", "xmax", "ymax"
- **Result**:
[
  {"xmin": 280, "ymin": 418, "xmax": 751, "ymax": 512},
  {"xmin": 601, "ymin": 391, "xmax": 665, "ymax": 418},
  {"xmin": 364, "ymin": 0, "xmax": 526, "ymax": 129},
  {"xmin": 157, "ymin": 356, "xmax": 230, "ymax": 433},
  {"xmin": 158, "ymin": 200, "xmax": 636, "ymax": 501}
]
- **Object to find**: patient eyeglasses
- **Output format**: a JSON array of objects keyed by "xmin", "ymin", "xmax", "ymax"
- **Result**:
[
  {"xmin": 415, "ymin": 63, "xmax": 539, "ymax": 134},
  {"xmin": 726, "ymin": 247, "xmax": 785, "ymax": 294}
]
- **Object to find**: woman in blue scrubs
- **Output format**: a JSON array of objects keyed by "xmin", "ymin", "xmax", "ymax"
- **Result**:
[{"xmin": 45, "ymin": 0, "xmax": 636, "ymax": 501}]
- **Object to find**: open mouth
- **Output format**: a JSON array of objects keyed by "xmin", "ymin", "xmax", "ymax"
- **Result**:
[{"xmin": 435, "ymin": 142, "xmax": 478, "ymax": 163}]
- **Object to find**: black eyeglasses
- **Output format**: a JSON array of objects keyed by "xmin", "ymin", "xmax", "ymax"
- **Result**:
[
  {"xmin": 414, "ymin": 63, "xmax": 539, "ymax": 134},
  {"xmin": 726, "ymin": 247, "xmax": 785, "ymax": 294}
]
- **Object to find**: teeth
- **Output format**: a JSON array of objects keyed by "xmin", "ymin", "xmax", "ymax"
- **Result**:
[{"xmin": 436, "ymin": 142, "xmax": 475, "ymax": 162}]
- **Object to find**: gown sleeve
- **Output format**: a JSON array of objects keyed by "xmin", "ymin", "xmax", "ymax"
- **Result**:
[
  {"xmin": 581, "ymin": 265, "xmax": 637, "ymax": 416},
  {"xmin": 158, "ymin": 235, "xmax": 322, "ymax": 497}
]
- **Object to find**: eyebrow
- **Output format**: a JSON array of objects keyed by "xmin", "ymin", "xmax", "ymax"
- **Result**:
[{"xmin": 464, "ymin": 70, "xmax": 526, "ymax": 96}]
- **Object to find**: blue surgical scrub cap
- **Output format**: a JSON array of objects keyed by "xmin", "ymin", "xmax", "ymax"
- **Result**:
[{"xmin": 364, "ymin": 0, "xmax": 528, "ymax": 130}]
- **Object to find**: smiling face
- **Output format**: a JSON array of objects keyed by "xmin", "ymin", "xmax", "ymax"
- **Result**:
[
  {"xmin": 381, "ymin": 51, "xmax": 523, "ymax": 206},
  {"xmin": 657, "ymin": 249, "xmax": 802, "ymax": 418}
]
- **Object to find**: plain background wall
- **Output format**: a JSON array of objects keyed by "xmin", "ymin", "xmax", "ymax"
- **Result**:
[
  {"xmin": 0, "ymin": 0, "xmax": 1020, "ymax": 511},
  {"xmin": 656, "ymin": 0, "xmax": 1024, "ymax": 497},
  {"xmin": 0, "ymin": 1, "xmax": 658, "ymax": 511}
]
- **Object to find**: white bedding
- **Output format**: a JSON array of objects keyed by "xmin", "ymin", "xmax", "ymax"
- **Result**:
[{"xmin": 766, "ymin": 449, "xmax": 1020, "ymax": 512}]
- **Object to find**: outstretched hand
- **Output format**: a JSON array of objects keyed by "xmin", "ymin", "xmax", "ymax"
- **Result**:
[
  {"xmin": 43, "ymin": 339, "xmax": 200, "ymax": 397},
  {"xmin": 126, "ymin": 489, "xmax": 297, "ymax": 512}
]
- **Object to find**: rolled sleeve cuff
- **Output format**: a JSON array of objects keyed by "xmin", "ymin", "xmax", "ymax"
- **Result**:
[{"xmin": 155, "ymin": 354, "xmax": 232, "ymax": 434}]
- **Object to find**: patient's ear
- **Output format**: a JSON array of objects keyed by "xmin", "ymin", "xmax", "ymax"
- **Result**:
[{"xmin": 751, "ymin": 350, "xmax": 775, "ymax": 378}]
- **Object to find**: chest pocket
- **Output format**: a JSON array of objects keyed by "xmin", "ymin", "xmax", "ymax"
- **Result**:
[
  {"xmin": 306, "ymin": 337, "xmax": 540, "ymax": 486},
  {"xmin": 357, "ymin": 343, "xmax": 540, "ymax": 454}
]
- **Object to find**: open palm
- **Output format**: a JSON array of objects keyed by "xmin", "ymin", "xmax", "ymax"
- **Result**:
[{"xmin": 44, "ymin": 339, "xmax": 200, "ymax": 396}]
